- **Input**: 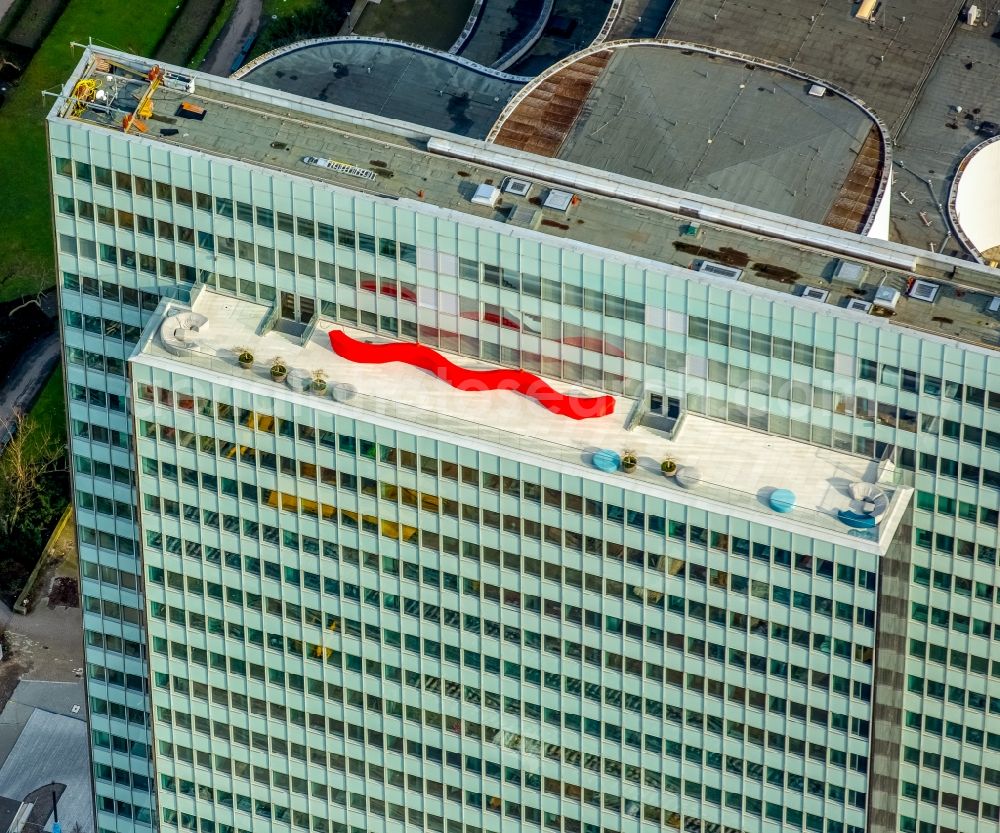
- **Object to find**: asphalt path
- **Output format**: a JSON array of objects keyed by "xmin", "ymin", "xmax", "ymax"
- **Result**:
[
  {"xmin": 0, "ymin": 332, "xmax": 60, "ymax": 450},
  {"xmin": 202, "ymin": 0, "xmax": 264, "ymax": 75}
]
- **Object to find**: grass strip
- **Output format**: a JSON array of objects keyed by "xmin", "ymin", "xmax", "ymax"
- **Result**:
[{"xmin": 0, "ymin": 0, "xmax": 178, "ymax": 302}]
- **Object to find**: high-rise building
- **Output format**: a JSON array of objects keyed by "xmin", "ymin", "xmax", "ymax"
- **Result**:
[{"xmin": 48, "ymin": 47, "xmax": 1000, "ymax": 833}]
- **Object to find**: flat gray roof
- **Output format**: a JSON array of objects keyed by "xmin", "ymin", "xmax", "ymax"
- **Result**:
[
  {"xmin": 0, "ymin": 709, "xmax": 92, "ymax": 833},
  {"xmin": 0, "ymin": 681, "xmax": 86, "ymax": 772},
  {"xmin": 55, "ymin": 50, "xmax": 1000, "ymax": 353},
  {"xmin": 551, "ymin": 44, "xmax": 879, "ymax": 226},
  {"xmin": 891, "ymin": 22, "xmax": 1000, "ymax": 256},
  {"xmin": 608, "ymin": 0, "xmax": 673, "ymax": 40},
  {"xmin": 236, "ymin": 39, "xmax": 524, "ymax": 139},
  {"xmin": 662, "ymin": 0, "xmax": 964, "ymax": 136}
]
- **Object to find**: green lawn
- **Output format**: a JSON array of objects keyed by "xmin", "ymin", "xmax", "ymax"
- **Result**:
[
  {"xmin": 155, "ymin": 0, "xmax": 226, "ymax": 66},
  {"xmin": 0, "ymin": 0, "xmax": 179, "ymax": 303},
  {"xmin": 25, "ymin": 362, "xmax": 65, "ymax": 453},
  {"xmin": 248, "ymin": 0, "xmax": 349, "ymax": 61},
  {"xmin": 263, "ymin": 0, "xmax": 322, "ymax": 18}
]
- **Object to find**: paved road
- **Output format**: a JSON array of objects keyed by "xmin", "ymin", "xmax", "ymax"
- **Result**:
[
  {"xmin": 0, "ymin": 594, "xmax": 83, "ymax": 684},
  {"xmin": 456, "ymin": 0, "xmax": 525, "ymax": 67},
  {"xmin": 0, "ymin": 0, "xmax": 17, "ymax": 27},
  {"xmin": 202, "ymin": 0, "xmax": 264, "ymax": 76},
  {"xmin": 338, "ymin": 0, "xmax": 372, "ymax": 35},
  {"xmin": 0, "ymin": 332, "xmax": 60, "ymax": 449}
]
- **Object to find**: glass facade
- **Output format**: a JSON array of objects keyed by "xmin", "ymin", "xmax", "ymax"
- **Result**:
[
  {"xmin": 126, "ymin": 367, "xmax": 877, "ymax": 833},
  {"xmin": 48, "ymin": 50, "xmax": 1000, "ymax": 833}
]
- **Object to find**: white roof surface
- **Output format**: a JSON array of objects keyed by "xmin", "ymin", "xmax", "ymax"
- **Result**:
[{"xmin": 136, "ymin": 290, "xmax": 910, "ymax": 551}]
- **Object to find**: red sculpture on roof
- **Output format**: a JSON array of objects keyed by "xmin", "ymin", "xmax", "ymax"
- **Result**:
[{"xmin": 328, "ymin": 330, "xmax": 615, "ymax": 421}]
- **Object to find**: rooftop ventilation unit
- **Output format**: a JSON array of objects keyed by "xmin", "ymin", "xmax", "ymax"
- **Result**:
[
  {"xmin": 501, "ymin": 176, "xmax": 531, "ymax": 197},
  {"xmin": 808, "ymin": 84, "xmax": 827, "ymax": 97},
  {"xmin": 801, "ymin": 286, "xmax": 830, "ymax": 302},
  {"xmin": 543, "ymin": 189, "xmax": 574, "ymax": 211},
  {"xmin": 908, "ymin": 279, "xmax": 940, "ymax": 302},
  {"xmin": 505, "ymin": 205, "xmax": 540, "ymax": 229},
  {"xmin": 178, "ymin": 101, "xmax": 206, "ymax": 120},
  {"xmin": 845, "ymin": 298, "xmax": 873, "ymax": 312},
  {"xmin": 696, "ymin": 260, "xmax": 743, "ymax": 280},
  {"xmin": 873, "ymin": 285, "xmax": 900, "ymax": 310},
  {"xmin": 832, "ymin": 259, "xmax": 866, "ymax": 287},
  {"xmin": 471, "ymin": 184, "xmax": 500, "ymax": 207}
]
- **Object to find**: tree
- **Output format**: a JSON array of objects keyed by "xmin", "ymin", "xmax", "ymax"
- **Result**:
[
  {"xmin": 0, "ymin": 244, "xmax": 46, "ymax": 311},
  {"xmin": 0, "ymin": 409, "xmax": 68, "ymax": 597},
  {"xmin": 0, "ymin": 409, "xmax": 64, "ymax": 541}
]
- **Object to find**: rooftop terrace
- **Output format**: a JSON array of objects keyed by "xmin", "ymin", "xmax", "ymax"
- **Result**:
[
  {"xmin": 54, "ymin": 48, "xmax": 1000, "ymax": 352},
  {"xmin": 134, "ymin": 288, "xmax": 910, "ymax": 554}
]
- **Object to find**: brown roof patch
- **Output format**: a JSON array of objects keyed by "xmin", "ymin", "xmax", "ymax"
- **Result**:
[
  {"xmin": 492, "ymin": 50, "xmax": 612, "ymax": 157},
  {"xmin": 823, "ymin": 126, "xmax": 885, "ymax": 234}
]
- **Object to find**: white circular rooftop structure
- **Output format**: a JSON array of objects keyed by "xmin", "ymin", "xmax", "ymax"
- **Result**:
[{"xmin": 949, "ymin": 136, "xmax": 1000, "ymax": 264}]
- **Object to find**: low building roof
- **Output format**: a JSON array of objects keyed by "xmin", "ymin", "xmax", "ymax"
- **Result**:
[
  {"xmin": 491, "ymin": 42, "xmax": 886, "ymax": 231},
  {"xmin": 0, "ymin": 710, "xmax": 92, "ymax": 833},
  {"xmin": 662, "ymin": 0, "xmax": 962, "ymax": 135},
  {"xmin": 236, "ymin": 38, "xmax": 525, "ymax": 139}
]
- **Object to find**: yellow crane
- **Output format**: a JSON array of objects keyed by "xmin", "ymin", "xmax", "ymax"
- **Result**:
[{"xmin": 122, "ymin": 64, "xmax": 163, "ymax": 134}]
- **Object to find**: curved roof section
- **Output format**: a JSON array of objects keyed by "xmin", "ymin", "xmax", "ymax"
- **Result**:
[
  {"xmin": 490, "ymin": 41, "xmax": 889, "ymax": 233},
  {"xmin": 235, "ymin": 37, "xmax": 526, "ymax": 139},
  {"xmin": 948, "ymin": 136, "xmax": 1000, "ymax": 265}
]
